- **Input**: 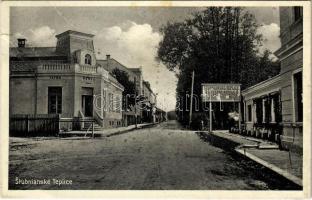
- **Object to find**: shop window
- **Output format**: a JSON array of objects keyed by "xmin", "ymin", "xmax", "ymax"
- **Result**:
[
  {"xmin": 85, "ymin": 54, "xmax": 92, "ymax": 65},
  {"xmin": 48, "ymin": 87, "xmax": 62, "ymax": 114},
  {"xmin": 247, "ymin": 105, "xmax": 252, "ymax": 122},
  {"xmin": 294, "ymin": 7, "xmax": 303, "ymax": 22},
  {"xmin": 294, "ymin": 71, "xmax": 303, "ymax": 122}
]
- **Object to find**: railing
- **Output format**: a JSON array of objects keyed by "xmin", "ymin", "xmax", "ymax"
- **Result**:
[
  {"xmin": 85, "ymin": 122, "xmax": 94, "ymax": 138},
  {"xmin": 233, "ymin": 122, "xmax": 283, "ymax": 143},
  {"xmin": 37, "ymin": 63, "xmax": 74, "ymax": 73},
  {"xmin": 93, "ymin": 110, "xmax": 103, "ymax": 127},
  {"xmin": 58, "ymin": 117, "xmax": 96, "ymax": 138},
  {"xmin": 42, "ymin": 63, "xmax": 71, "ymax": 70},
  {"xmin": 78, "ymin": 64, "xmax": 97, "ymax": 73},
  {"xmin": 13, "ymin": 60, "xmax": 111, "ymax": 76},
  {"xmin": 78, "ymin": 110, "xmax": 85, "ymax": 128}
]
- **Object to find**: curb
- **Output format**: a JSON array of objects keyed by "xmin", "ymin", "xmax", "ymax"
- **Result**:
[
  {"xmin": 199, "ymin": 131, "xmax": 302, "ymax": 188},
  {"xmin": 235, "ymin": 148, "xmax": 302, "ymax": 187},
  {"xmin": 106, "ymin": 123, "xmax": 157, "ymax": 137},
  {"xmin": 106, "ymin": 124, "xmax": 156, "ymax": 137},
  {"xmin": 59, "ymin": 123, "xmax": 157, "ymax": 138},
  {"xmin": 105, "ymin": 127, "xmax": 136, "ymax": 137}
]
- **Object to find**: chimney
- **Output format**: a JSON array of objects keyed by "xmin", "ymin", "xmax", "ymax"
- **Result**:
[
  {"xmin": 106, "ymin": 54, "xmax": 110, "ymax": 60},
  {"xmin": 17, "ymin": 38, "xmax": 26, "ymax": 48}
]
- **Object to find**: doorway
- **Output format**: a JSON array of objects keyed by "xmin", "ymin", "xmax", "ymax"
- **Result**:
[{"xmin": 82, "ymin": 95, "xmax": 93, "ymax": 117}]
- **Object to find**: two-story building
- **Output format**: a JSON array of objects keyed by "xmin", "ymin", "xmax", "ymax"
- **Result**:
[
  {"xmin": 241, "ymin": 7, "xmax": 303, "ymax": 153},
  {"xmin": 10, "ymin": 30, "xmax": 124, "ymax": 131},
  {"xmin": 142, "ymin": 81, "xmax": 157, "ymax": 123},
  {"xmin": 97, "ymin": 55, "xmax": 158, "ymax": 125}
]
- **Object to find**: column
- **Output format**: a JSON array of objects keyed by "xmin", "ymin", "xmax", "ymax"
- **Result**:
[
  {"xmin": 262, "ymin": 99, "xmax": 266, "ymax": 123},
  {"xmin": 271, "ymin": 98, "xmax": 275, "ymax": 123}
]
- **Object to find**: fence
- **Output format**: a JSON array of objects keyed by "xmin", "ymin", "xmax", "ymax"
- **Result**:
[
  {"xmin": 10, "ymin": 115, "xmax": 96, "ymax": 137},
  {"xmin": 10, "ymin": 114, "xmax": 60, "ymax": 137}
]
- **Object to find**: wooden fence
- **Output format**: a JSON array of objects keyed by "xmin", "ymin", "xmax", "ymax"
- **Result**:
[{"xmin": 10, "ymin": 114, "xmax": 60, "ymax": 137}]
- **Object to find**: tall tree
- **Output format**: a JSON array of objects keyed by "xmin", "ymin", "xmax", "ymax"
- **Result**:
[
  {"xmin": 157, "ymin": 7, "xmax": 280, "ymax": 127},
  {"xmin": 112, "ymin": 68, "xmax": 136, "ymax": 110}
]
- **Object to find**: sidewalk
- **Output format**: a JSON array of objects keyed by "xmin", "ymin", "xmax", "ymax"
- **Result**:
[
  {"xmin": 207, "ymin": 131, "xmax": 303, "ymax": 187},
  {"xmin": 59, "ymin": 123, "xmax": 155, "ymax": 138}
]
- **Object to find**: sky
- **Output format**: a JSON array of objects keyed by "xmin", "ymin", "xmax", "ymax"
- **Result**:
[{"xmin": 10, "ymin": 7, "xmax": 281, "ymax": 111}]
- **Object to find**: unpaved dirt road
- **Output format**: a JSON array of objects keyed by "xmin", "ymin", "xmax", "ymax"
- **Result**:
[{"xmin": 9, "ymin": 120, "xmax": 296, "ymax": 190}]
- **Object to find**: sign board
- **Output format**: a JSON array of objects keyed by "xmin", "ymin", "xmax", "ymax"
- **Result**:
[{"xmin": 202, "ymin": 83, "xmax": 241, "ymax": 102}]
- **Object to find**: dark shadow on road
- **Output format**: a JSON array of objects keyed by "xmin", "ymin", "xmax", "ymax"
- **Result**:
[{"xmin": 196, "ymin": 131, "xmax": 302, "ymax": 190}]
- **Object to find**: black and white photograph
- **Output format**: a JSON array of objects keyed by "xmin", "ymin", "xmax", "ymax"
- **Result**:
[{"xmin": 0, "ymin": 1, "xmax": 311, "ymax": 198}]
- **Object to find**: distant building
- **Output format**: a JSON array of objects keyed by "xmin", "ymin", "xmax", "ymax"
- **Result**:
[
  {"xmin": 242, "ymin": 7, "xmax": 303, "ymax": 153},
  {"xmin": 10, "ymin": 30, "xmax": 124, "ymax": 130},
  {"xmin": 142, "ymin": 81, "xmax": 157, "ymax": 123},
  {"xmin": 98, "ymin": 55, "xmax": 159, "ymax": 124},
  {"xmin": 97, "ymin": 56, "xmax": 143, "ymax": 94}
]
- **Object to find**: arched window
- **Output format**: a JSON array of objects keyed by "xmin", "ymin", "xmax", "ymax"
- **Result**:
[{"xmin": 85, "ymin": 54, "xmax": 91, "ymax": 65}]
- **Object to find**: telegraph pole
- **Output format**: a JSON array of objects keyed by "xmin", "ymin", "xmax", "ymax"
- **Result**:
[
  {"xmin": 134, "ymin": 77, "xmax": 137, "ymax": 128},
  {"xmin": 209, "ymin": 89, "xmax": 212, "ymax": 132},
  {"xmin": 189, "ymin": 70, "xmax": 195, "ymax": 127}
]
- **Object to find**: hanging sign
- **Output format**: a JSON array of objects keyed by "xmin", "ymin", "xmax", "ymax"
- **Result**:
[{"xmin": 202, "ymin": 83, "xmax": 241, "ymax": 102}]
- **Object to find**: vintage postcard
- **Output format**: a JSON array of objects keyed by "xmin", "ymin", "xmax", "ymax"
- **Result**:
[{"xmin": 0, "ymin": 1, "xmax": 311, "ymax": 198}]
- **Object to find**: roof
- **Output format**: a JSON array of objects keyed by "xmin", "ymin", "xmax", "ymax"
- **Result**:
[
  {"xmin": 241, "ymin": 73, "xmax": 282, "ymax": 96},
  {"xmin": 143, "ymin": 80, "xmax": 154, "ymax": 94},
  {"xmin": 56, "ymin": 30, "xmax": 94, "ymax": 38},
  {"xmin": 10, "ymin": 47, "xmax": 66, "ymax": 58},
  {"xmin": 129, "ymin": 68, "xmax": 142, "ymax": 72},
  {"xmin": 97, "ymin": 59, "xmax": 140, "ymax": 75},
  {"xmin": 96, "ymin": 59, "xmax": 108, "ymax": 67}
]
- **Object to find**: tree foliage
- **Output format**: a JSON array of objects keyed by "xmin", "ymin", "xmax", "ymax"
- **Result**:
[
  {"xmin": 157, "ymin": 7, "xmax": 280, "ymax": 127},
  {"xmin": 112, "ymin": 68, "xmax": 136, "ymax": 109}
]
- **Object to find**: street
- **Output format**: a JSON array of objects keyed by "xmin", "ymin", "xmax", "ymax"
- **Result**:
[{"xmin": 9, "ymin": 121, "xmax": 293, "ymax": 190}]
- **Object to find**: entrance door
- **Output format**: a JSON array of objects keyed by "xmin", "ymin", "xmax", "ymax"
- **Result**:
[{"xmin": 82, "ymin": 95, "xmax": 93, "ymax": 117}]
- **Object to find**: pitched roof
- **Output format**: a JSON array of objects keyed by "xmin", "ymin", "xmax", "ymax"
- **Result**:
[{"xmin": 10, "ymin": 47, "xmax": 66, "ymax": 58}]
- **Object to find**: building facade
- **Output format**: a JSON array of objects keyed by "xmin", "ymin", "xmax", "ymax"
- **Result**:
[
  {"xmin": 97, "ymin": 55, "xmax": 159, "ymax": 125},
  {"xmin": 10, "ymin": 30, "xmax": 124, "ymax": 130},
  {"xmin": 97, "ymin": 55, "xmax": 143, "ymax": 94},
  {"xmin": 142, "ymin": 81, "xmax": 157, "ymax": 123},
  {"xmin": 242, "ymin": 7, "xmax": 303, "ymax": 153}
]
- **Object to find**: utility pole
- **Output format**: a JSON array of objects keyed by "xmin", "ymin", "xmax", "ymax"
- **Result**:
[
  {"xmin": 189, "ymin": 70, "xmax": 195, "ymax": 127},
  {"xmin": 134, "ymin": 77, "xmax": 137, "ymax": 128},
  {"xmin": 209, "ymin": 89, "xmax": 212, "ymax": 132}
]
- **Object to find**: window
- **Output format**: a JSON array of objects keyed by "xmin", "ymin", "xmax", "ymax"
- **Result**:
[
  {"xmin": 109, "ymin": 93, "xmax": 114, "ymax": 112},
  {"xmin": 294, "ymin": 7, "xmax": 303, "ymax": 22},
  {"xmin": 264, "ymin": 98, "xmax": 271, "ymax": 123},
  {"xmin": 103, "ymin": 89, "xmax": 107, "ymax": 111},
  {"xmin": 294, "ymin": 71, "xmax": 303, "ymax": 122},
  {"xmin": 116, "ymin": 95, "xmax": 121, "ymax": 113},
  {"xmin": 85, "ymin": 54, "xmax": 92, "ymax": 65},
  {"xmin": 247, "ymin": 105, "xmax": 252, "ymax": 122},
  {"xmin": 255, "ymin": 99, "xmax": 263, "ymax": 124},
  {"xmin": 271, "ymin": 98, "xmax": 276, "ymax": 123},
  {"xmin": 48, "ymin": 87, "xmax": 62, "ymax": 114}
]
